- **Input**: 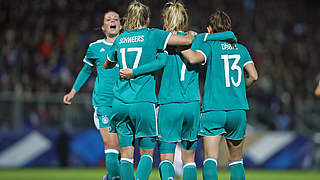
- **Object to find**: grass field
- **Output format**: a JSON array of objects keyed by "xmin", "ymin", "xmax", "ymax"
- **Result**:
[{"xmin": 0, "ymin": 168, "xmax": 319, "ymax": 180}]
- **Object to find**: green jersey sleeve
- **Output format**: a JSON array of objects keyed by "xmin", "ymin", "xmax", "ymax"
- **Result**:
[
  {"xmin": 153, "ymin": 29, "xmax": 172, "ymax": 50},
  {"xmin": 204, "ymin": 31, "xmax": 237, "ymax": 43},
  {"xmin": 72, "ymin": 63, "xmax": 93, "ymax": 92},
  {"xmin": 190, "ymin": 34, "xmax": 205, "ymax": 51},
  {"xmin": 132, "ymin": 51, "xmax": 167, "ymax": 76},
  {"xmin": 84, "ymin": 45, "xmax": 98, "ymax": 66},
  {"xmin": 106, "ymin": 43, "xmax": 117, "ymax": 62},
  {"xmin": 241, "ymin": 45, "xmax": 254, "ymax": 67},
  {"xmin": 191, "ymin": 37, "xmax": 212, "ymax": 65}
]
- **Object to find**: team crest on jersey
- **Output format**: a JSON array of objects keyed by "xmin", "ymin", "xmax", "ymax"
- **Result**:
[
  {"xmin": 100, "ymin": 48, "xmax": 105, "ymax": 52},
  {"xmin": 102, "ymin": 115, "xmax": 108, "ymax": 124}
]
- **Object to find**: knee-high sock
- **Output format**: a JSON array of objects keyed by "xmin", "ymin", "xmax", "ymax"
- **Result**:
[
  {"xmin": 229, "ymin": 160, "xmax": 245, "ymax": 180},
  {"xmin": 203, "ymin": 158, "xmax": 218, "ymax": 180},
  {"xmin": 159, "ymin": 159, "xmax": 175, "ymax": 180},
  {"xmin": 105, "ymin": 149, "xmax": 120, "ymax": 179},
  {"xmin": 120, "ymin": 158, "xmax": 134, "ymax": 180},
  {"xmin": 183, "ymin": 162, "xmax": 197, "ymax": 180},
  {"xmin": 136, "ymin": 154, "xmax": 153, "ymax": 180}
]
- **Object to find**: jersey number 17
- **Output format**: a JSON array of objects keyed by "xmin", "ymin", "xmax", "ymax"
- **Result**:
[{"xmin": 120, "ymin": 47, "xmax": 142, "ymax": 68}]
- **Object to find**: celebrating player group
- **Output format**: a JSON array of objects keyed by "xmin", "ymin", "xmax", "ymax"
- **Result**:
[{"xmin": 63, "ymin": 1, "xmax": 258, "ymax": 180}]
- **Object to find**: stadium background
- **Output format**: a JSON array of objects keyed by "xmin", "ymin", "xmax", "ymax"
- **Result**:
[{"xmin": 0, "ymin": 0, "xmax": 320, "ymax": 179}]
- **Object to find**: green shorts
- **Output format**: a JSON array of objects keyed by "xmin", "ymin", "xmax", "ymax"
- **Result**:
[
  {"xmin": 93, "ymin": 106, "xmax": 112, "ymax": 129},
  {"xmin": 199, "ymin": 110, "xmax": 247, "ymax": 140},
  {"xmin": 158, "ymin": 102, "xmax": 200, "ymax": 142},
  {"xmin": 110, "ymin": 98, "xmax": 158, "ymax": 147}
]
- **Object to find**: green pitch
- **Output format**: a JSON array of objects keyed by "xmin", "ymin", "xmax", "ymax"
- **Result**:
[{"xmin": 0, "ymin": 168, "xmax": 319, "ymax": 180}]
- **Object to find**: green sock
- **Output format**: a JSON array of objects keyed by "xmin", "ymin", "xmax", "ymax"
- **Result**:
[
  {"xmin": 159, "ymin": 160, "xmax": 175, "ymax": 180},
  {"xmin": 229, "ymin": 160, "xmax": 245, "ymax": 180},
  {"xmin": 120, "ymin": 158, "xmax": 134, "ymax": 180},
  {"xmin": 136, "ymin": 154, "xmax": 153, "ymax": 180},
  {"xmin": 203, "ymin": 158, "xmax": 218, "ymax": 180},
  {"xmin": 183, "ymin": 162, "xmax": 197, "ymax": 180},
  {"xmin": 105, "ymin": 149, "xmax": 120, "ymax": 179}
]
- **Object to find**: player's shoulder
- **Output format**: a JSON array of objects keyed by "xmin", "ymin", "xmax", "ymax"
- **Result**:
[
  {"xmin": 89, "ymin": 38, "xmax": 113, "ymax": 48},
  {"xmin": 148, "ymin": 28, "xmax": 162, "ymax": 32},
  {"xmin": 235, "ymin": 43, "xmax": 249, "ymax": 52},
  {"xmin": 195, "ymin": 33, "xmax": 207, "ymax": 41},
  {"xmin": 148, "ymin": 28, "xmax": 169, "ymax": 36}
]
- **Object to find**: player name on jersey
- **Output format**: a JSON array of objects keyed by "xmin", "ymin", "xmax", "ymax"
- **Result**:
[
  {"xmin": 221, "ymin": 42, "xmax": 235, "ymax": 50},
  {"xmin": 119, "ymin": 35, "xmax": 145, "ymax": 44}
]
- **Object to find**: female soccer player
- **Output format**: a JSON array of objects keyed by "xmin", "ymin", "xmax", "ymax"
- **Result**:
[
  {"xmin": 63, "ymin": 11, "xmax": 122, "ymax": 180},
  {"xmin": 104, "ymin": 1, "xmax": 196, "ymax": 180},
  {"xmin": 119, "ymin": 2, "xmax": 236, "ymax": 180},
  {"xmin": 181, "ymin": 10, "xmax": 258, "ymax": 180}
]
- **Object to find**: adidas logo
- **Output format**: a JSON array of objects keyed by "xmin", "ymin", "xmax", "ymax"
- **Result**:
[{"xmin": 100, "ymin": 48, "xmax": 105, "ymax": 52}]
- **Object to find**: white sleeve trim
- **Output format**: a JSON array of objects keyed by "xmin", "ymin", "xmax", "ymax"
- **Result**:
[
  {"xmin": 196, "ymin": 50, "xmax": 207, "ymax": 65},
  {"xmin": 244, "ymin": 61, "xmax": 254, "ymax": 67},
  {"xmin": 83, "ymin": 58, "xmax": 93, "ymax": 66},
  {"xmin": 204, "ymin": 33, "xmax": 208, "ymax": 41},
  {"xmin": 163, "ymin": 32, "xmax": 172, "ymax": 50},
  {"xmin": 107, "ymin": 54, "xmax": 117, "ymax": 62}
]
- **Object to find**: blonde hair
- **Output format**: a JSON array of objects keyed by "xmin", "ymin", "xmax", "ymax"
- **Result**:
[
  {"xmin": 162, "ymin": 1, "xmax": 188, "ymax": 32},
  {"xmin": 123, "ymin": 1, "xmax": 151, "ymax": 30}
]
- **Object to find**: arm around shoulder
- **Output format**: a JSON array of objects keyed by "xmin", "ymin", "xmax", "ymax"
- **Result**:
[
  {"xmin": 181, "ymin": 49, "xmax": 205, "ymax": 64},
  {"xmin": 167, "ymin": 31, "xmax": 196, "ymax": 46}
]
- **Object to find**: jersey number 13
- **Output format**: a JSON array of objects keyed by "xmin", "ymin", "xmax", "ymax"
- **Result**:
[{"xmin": 221, "ymin": 54, "xmax": 241, "ymax": 87}]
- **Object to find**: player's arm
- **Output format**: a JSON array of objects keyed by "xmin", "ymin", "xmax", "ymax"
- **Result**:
[
  {"xmin": 244, "ymin": 62, "xmax": 258, "ymax": 88},
  {"xmin": 120, "ymin": 52, "xmax": 167, "ymax": 79},
  {"xmin": 104, "ymin": 58, "xmax": 117, "ymax": 69},
  {"xmin": 315, "ymin": 82, "xmax": 320, "ymax": 96},
  {"xmin": 167, "ymin": 31, "xmax": 196, "ymax": 46},
  {"xmin": 104, "ymin": 44, "xmax": 118, "ymax": 69},
  {"xmin": 180, "ymin": 49, "xmax": 205, "ymax": 64},
  {"xmin": 180, "ymin": 33, "xmax": 213, "ymax": 64},
  {"xmin": 63, "ymin": 63, "xmax": 93, "ymax": 105}
]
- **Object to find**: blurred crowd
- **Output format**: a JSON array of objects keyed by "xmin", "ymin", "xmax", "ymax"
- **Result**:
[{"xmin": 1, "ymin": 0, "xmax": 320, "ymax": 132}]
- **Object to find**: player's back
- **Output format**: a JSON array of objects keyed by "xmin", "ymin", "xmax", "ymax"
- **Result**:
[
  {"xmin": 202, "ymin": 41, "xmax": 252, "ymax": 111},
  {"xmin": 158, "ymin": 44, "xmax": 199, "ymax": 104},
  {"xmin": 111, "ymin": 28, "xmax": 171, "ymax": 103}
]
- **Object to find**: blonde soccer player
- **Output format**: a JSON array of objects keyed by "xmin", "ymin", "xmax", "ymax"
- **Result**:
[
  {"xmin": 103, "ymin": 1, "xmax": 196, "ymax": 179},
  {"xmin": 119, "ymin": 2, "xmax": 236, "ymax": 180}
]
